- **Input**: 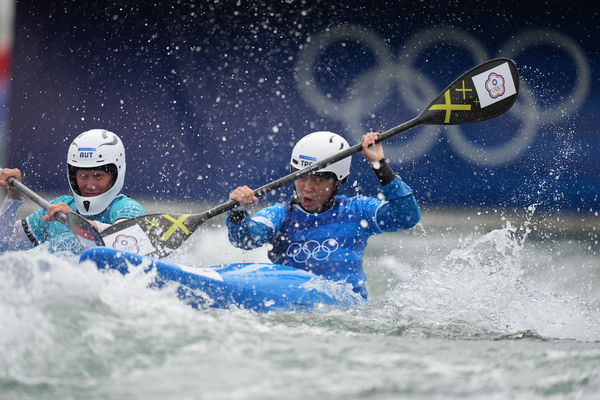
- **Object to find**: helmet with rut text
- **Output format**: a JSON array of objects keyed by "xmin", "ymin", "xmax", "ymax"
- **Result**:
[
  {"xmin": 66, "ymin": 129, "xmax": 126, "ymax": 215},
  {"xmin": 290, "ymin": 131, "xmax": 351, "ymax": 182}
]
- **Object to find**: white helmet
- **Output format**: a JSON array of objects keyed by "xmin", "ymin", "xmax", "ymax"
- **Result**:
[
  {"xmin": 66, "ymin": 129, "xmax": 126, "ymax": 215},
  {"xmin": 290, "ymin": 131, "xmax": 351, "ymax": 182}
]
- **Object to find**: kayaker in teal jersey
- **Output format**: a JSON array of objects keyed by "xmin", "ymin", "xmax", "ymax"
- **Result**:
[
  {"xmin": 226, "ymin": 131, "xmax": 421, "ymax": 298},
  {"xmin": 0, "ymin": 129, "xmax": 146, "ymax": 254}
]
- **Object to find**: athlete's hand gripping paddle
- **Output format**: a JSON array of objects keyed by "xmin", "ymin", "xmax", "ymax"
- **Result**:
[
  {"xmin": 102, "ymin": 58, "xmax": 520, "ymax": 258},
  {"xmin": 2, "ymin": 172, "xmax": 105, "ymax": 248}
]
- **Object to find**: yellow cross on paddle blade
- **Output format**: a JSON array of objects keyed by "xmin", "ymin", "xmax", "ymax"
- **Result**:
[
  {"xmin": 455, "ymin": 79, "xmax": 473, "ymax": 100},
  {"xmin": 428, "ymin": 90, "xmax": 472, "ymax": 123},
  {"xmin": 145, "ymin": 217, "xmax": 162, "ymax": 231},
  {"xmin": 161, "ymin": 214, "xmax": 191, "ymax": 241}
]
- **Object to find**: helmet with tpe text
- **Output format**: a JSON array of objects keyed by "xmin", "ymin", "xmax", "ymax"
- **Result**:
[{"xmin": 290, "ymin": 131, "xmax": 351, "ymax": 182}]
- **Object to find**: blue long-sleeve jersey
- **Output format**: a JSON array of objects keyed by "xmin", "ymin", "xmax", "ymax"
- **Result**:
[{"xmin": 226, "ymin": 177, "xmax": 420, "ymax": 298}]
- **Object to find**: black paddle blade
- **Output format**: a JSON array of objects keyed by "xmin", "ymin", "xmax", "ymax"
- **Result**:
[
  {"xmin": 62, "ymin": 212, "xmax": 106, "ymax": 248},
  {"xmin": 419, "ymin": 58, "xmax": 519, "ymax": 125},
  {"xmin": 100, "ymin": 213, "xmax": 204, "ymax": 257}
]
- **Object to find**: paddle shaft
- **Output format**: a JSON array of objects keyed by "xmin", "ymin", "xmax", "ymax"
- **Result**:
[
  {"xmin": 7, "ymin": 176, "xmax": 68, "ymax": 223},
  {"xmin": 196, "ymin": 116, "xmax": 423, "ymax": 222},
  {"xmin": 4, "ymin": 173, "xmax": 106, "ymax": 246}
]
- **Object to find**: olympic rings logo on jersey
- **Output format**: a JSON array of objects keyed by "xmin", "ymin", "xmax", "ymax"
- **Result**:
[
  {"xmin": 286, "ymin": 238, "xmax": 340, "ymax": 264},
  {"xmin": 295, "ymin": 25, "xmax": 591, "ymax": 167}
]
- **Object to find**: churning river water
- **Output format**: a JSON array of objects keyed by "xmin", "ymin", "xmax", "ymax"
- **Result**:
[{"xmin": 1, "ymin": 209, "xmax": 598, "ymax": 400}]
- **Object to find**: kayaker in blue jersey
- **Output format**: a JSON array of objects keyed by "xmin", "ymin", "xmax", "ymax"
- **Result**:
[
  {"xmin": 226, "ymin": 131, "xmax": 421, "ymax": 298},
  {"xmin": 0, "ymin": 129, "xmax": 146, "ymax": 254}
]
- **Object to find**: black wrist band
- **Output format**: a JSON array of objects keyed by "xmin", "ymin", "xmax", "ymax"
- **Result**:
[
  {"xmin": 229, "ymin": 210, "xmax": 247, "ymax": 224},
  {"xmin": 371, "ymin": 158, "xmax": 396, "ymax": 186}
]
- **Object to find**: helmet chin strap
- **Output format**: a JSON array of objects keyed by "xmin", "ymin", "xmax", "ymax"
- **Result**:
[{"xmin": 330, "ymin": 180, "xmax": 342, "ymax": 197}]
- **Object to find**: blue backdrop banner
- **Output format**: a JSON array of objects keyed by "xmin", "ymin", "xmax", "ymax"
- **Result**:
[{"xmin": 7, "ymin": 1, "xmax": 599, "ymax": 214}]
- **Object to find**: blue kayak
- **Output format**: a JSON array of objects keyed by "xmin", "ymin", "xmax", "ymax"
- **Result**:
[{"xmin": 79, "ymin": 247, "xmax": 364, "ymax": 312}]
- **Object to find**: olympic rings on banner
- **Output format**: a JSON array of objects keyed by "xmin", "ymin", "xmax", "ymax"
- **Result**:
[
  {"xmin": 286, "ymin": 238, "xmax": 339, "ymax": 264},
  {"xmin": 295, "ymin": 25, "xmax": 591, "ymax": 167},
  {"xmin": 498, "ymin": 28, "xmax": 592, "ymax": 125},
  {"xmin": 296, "ymin": 25, "xmax": 394, "ymax": 118}
]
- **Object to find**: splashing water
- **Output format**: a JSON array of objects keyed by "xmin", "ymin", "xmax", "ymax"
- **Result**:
[
  {"xmin": 0, "ymin": 216, "xmax": 599, "ymax": 399},
  {"xmin": 371, "ymin": 218, "xmax": 600, "ymax": 342}
]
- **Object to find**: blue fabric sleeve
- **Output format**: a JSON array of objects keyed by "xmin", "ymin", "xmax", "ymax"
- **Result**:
[
  {"xmin": 25, "ymin": 195, "xmax": 74, "ymax": 245},
  {"xmin": 226, "ymin": 204, "xmax": 286, "ymax": 250},
  {"xmin": 374, "ymin": 177, "xmax": 421, "ymax": 232}
]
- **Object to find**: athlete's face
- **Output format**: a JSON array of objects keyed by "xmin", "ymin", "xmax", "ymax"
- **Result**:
[
  {"xmin": 75, "ymin": 169, "xmax": 114, "ymax": 197},
  {"xmin": 294, "ymin": 175, "xmax": 339, "ymax": 212}
]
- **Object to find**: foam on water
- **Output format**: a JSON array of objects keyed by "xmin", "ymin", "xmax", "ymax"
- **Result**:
[
  {"xmin": 0, "ymin": 218, "xmax": 598, "ymax": 399},
  {"xmin": 0, "ymin": 248, "xmax": 226, "ymax": 394},
  {"xmin": 371, "ymin": 222, "xmax": 600, "ymax": 341}
]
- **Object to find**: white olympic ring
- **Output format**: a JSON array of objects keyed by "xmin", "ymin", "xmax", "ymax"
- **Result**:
[
  {"xmin": 296, "ymin": 24, "xmax": 394, "ymax": 118},
  {"xmin": 286, "ymin": 238, "xmax": 339, "ymax": 264},
  {"xmin": 498, "ymin": 28, "xmax": 591, "ymax": 125},
  {"xmin": 295, "ymin": 24, "xmax": 591, "ymax": 167}
]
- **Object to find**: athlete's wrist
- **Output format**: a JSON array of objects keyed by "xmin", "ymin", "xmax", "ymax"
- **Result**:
[
  {"xmin": 228, "ymin": 209, "xmax": 247, "ymax": 224},
  {"xmin": 371, "ymin": 158, "xmax": 396, "ymax": 186}
]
